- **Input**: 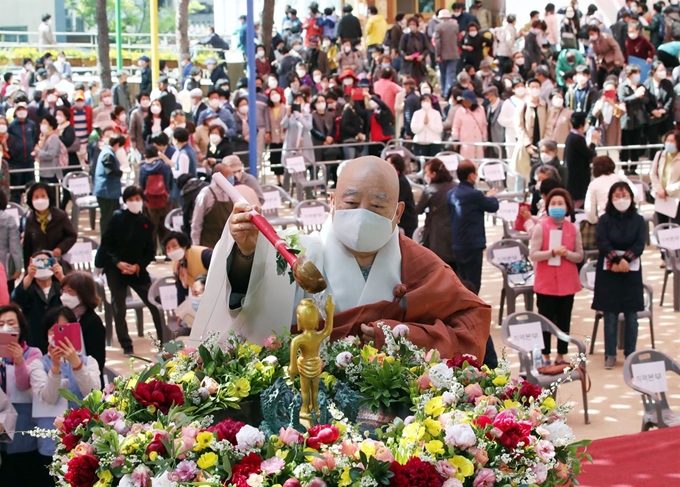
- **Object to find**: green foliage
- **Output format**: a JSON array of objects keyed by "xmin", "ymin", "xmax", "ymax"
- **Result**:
[{"xmin": 359, "ymin": 360, "xmax": 412, "ymax": 411}]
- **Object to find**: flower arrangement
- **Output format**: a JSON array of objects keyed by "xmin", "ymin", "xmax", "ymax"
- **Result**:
[{"xmin": 48, "ymin": 328, "xmax": 590, "ymax": 486}]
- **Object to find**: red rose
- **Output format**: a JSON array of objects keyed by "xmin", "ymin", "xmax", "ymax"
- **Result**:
[
  {"xmin": 502, "ymin": 380, "xmax": 543, "ymax": 406},
  {"xmin": 131, "ymin": 380, "xmax": 184, "ymax": 414},
  {"xmin": 389, "ymin": 458, "xmax": 442, "ymax": 487},
  {"xmin": 306, "ymin": 424, "xmax": 340, "ymax": 450},
  {"xmin": 62, "ymin": 433, "xmax": 82, "ymax": 451},
  {"xmin": 64, "ymin": 453, "xmax": 99, "ymax": 487},
  {"xmin": 492, "ymin": 410, "xmax": 532, "ymax": 450},
  {"xmin": 230, "ymin": 452, "xmax": 263, "ymax": 487},
  {"xmin": 207, "ymin": 418, "xmax": 245, "ymax": 445},
  {"xmin": 446, "ymin": 354, "xmax": 481, "ymax": 369},
  {"xmin": 146, "ymin": 432, "xmax": 169, "ymax": 457},
  {"xmin": 61, "ymin": 408, "xmax": 93, "ymax": 434},
  {"xmin": 474, "ymin": 415, "xmax": 493, "ymax": 429}
]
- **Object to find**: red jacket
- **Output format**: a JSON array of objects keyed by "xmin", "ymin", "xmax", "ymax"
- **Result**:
[
  {"xmin": 625, "ymin": 35, "xmax": 656, "ymax": 63},
  {"xmin": 370, "ymin": 113, "xmax": 391, "ymax": 143},
  {"xmin": 70, "ymin": 105, "xmax": 93, "ymax": 134}
]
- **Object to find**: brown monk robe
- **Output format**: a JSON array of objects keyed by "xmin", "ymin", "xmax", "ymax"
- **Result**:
[{"xmin": 329, "ymin": 234, "xmax": 490, "ymax": 360}]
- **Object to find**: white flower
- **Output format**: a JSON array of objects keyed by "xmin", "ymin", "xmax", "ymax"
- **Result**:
[
  {"xmin": 392, "ymin": 324, "xmax": 410, "ymax": 338},
  {"xmin": 532, "ymin": 462, "xmax": 548, "ymax": 483},
  {"xmin": 536, "ymin": 426, "xmax": 550, "ymax": 438},
  {"xmin": 262, "ymin": 355, "xmax": 279, "ymax": 366},
  {"xmin": 151, "ymin": 472, "xmax": 173, "ymax": 487},
  {"xmin": 235, "ymin": 424, "xmax": 265, "ymax": 451},
  {"xmin": 247, "ymin": 473, "xmax": 264, "ymax": 487},
  {"xmin": 429, "ymin": 363, "xmax": 454, "ymax": 390},
  {"xmin": 442, "ymin": 391, "xmax": 456, "ymax": 406},
  {"xmin": 118, "ymin": 475, "xmax": 132, "ymax": 487},
  {"xmin": 444, "ymin": 423, "xmax": 477, "ymax": 449},
  {"xmin": 335, "ymin": 351, "xmax": 354, "ymax": 368},
  {"xmin": 543, "ymin": 420, "xmax": 575, "ymax": 447},
  {"xmin": 535, "ymin": 439, "xmax": 556, "ymax": 462}
]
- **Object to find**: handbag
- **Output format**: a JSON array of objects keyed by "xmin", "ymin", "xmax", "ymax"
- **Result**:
[
  {"xmin": 514, "ymin": 203, "xmax": 531, "ymax": 232},
  {"xmin": 537, "ymin": 363, "xmax": 591, "ymax": 393},
  {"xmin": 580, "ymin": 220, "xmax": 597, "ymax": 251}
]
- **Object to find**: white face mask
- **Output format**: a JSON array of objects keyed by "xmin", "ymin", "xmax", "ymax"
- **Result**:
[
  {"xmin": 209, "ymin": 134, "xmax": 222, "ymax": 145},
  {"xmin": 344, "ymin": 46, "xmax": 351, "ymax": 53},
  {"xmin": 140, "ymin": 100, "xmax": 151, "ymax": 108},
  {"xmin": 628, "ymin": 32, "xmax": 638, "ymax": 39},
  {"xmin": 323, "ymin": 40, "xmax": 331, "ymax": 48},
  {"xmin": 421, "ymin": 87, "xmax": 431, "ymax": 95},
  {"xmin": 56, "ymin": 115, "xmax": 66, "ymax": 124},
  {"xmin": 515, "ymin": 58, "xmax": 525, "ymax": 66},
  {"xmin": 552, "ymin": 97, "xmax": 564, "ymax": 108},
  {"xmin": 150, "ymin": 105, "xmax": 162, "ymax": 115},
  {"xmin": 270, "ymin": 93, "xmax": 281, "ymax": 103},
  {"xmin": 313, "ymin": 74, "xmax": 322, "ymax": 83},
  {"xmin": 102, "ymin": 96, "xmax": 113, "ymax": 105},
  {"xmin": 15, "ymin": 110, "xmax": 27, "ymax": 120},
  {"xmin": 35, "ymin": 269, "xmax": 53, "ymax": 280},
  {"xmin": 33, "ymin": 198, "xmax": 50, "ymax": 211},
  {"xmin": 127, "ymin": 200, "xmax": 143, "ymax": 214},
  {"xmin": 529, "ymin": 87, "xmax": 541, "ymax": 98},
  {"xmin": 268, "ymin": 79, "xmax": 278, "ymax": 89},
  {"xmin": 209, "ymin": 99, "xmax": 220, "ymax": 109},
  {"xmin": 613, "ymin": 198, "xmax": 632, "ymax": 212},
  {"xmin": 238, "ymin": 105, "xmax": 248, "ymax": 115},
  {"xmin": 293, "ymin": 44, "xmax": 303, "ymax": 52},
  {"xmin": 0, "ymin": 125, "xmax": 7, "ymax": 134},
  {"xmin": 421, "ymin": 102, "xmax": 431, "ymax": 111},
  {"xmin": 40, "ymin": 125, "xmax": 49, "ymax": 135},
  {"xmin": 47, "ymin": 94, "xmax": 58, "ymax": 104},
  {"xmin": 332, "ymin": 206, "xmax": 396, "ymax": 253},
  {"xmin": 167, "ymin": 248, "xmax": 185, "ymax": 262},
  {"xmin": 469, "ymin": 30, "xmax": 478, "ymax": 37},
  {"xmin": 540, "ymin": 152, "xmax": 554, "ymax": 163},
  {"xmin": 257, "ymin": 51, "xmax": 265, "ymax": 58},
  {"xmin": 514, "ymin": 87, "xmax": 526, "ymax": 97},
  {"xmin": 566, "ymin": 11, "xmax": 575, "ymax": 18},
  {"xmin": 316, "ymin": 101, "xmax": 326, "ymax": 111},
  {"xmin": 61, "ymin": 293, "xmax": 80, "ymax": 309},
  {"xmin": 296, "ymin": 70, "xmax": 307, "ymax": 78},
  {"xmin": 119, "ymin": 113, "xmax": 127, "ymax": 123}
]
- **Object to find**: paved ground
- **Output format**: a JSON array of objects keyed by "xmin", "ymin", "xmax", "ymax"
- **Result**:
[{"xmin": 88, "ymin": 197, "xmax": 680, "ymax": 443}]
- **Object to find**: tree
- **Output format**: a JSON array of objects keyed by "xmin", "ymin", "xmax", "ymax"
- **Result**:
[
  {"xmin": 176, "ymin": 0, "xmax": 190, "ymax": 65},
  {"xmin": 96, "ymin": 0, "xmax": 112, "ymax": 88},
  {"xmin": 262, "ymin": 0, "xmax": 275, "ymax": 59}
]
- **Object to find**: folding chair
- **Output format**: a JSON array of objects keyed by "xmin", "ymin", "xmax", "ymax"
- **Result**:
[
  {"xmin": 62, "ymin": 171, "xmax": 99, "ymax": 232},
  {"xmin": 164, "ymin": 208, "xmax": 184, "ymax": 233},
  {"xmin": 147, "ymin": 276, "xmax": 182, "ymax": 343},
  {"xmin": 486, "ymin": 239, "xmax": 534, "ymax": 324},
  {"xmin": 285, "ymin": 154, "xmax": 328, "ymax": 202},
  {"xmin": 478, "ymin": 159, "xmax": 526, "ymax": 199},
  {"xmin": 260, "ymin": 184, "xmax": 299, "ymax": 229},
  {"xmin": 501, "ymin": 311, "xmax": 590, "ymax": 424},
  {"xmin": 623, "ymin": 350, "xmax": 680, "ymax": 430},
  {"xmin": 293, "ymin": 200, "xmax": 331, "ymax": 234},
  {"xmin": 412, "ymin": 226, "xmax": 425, "ymax": 245},
  {"xmin": 652, "ymin": 223, "xmax": 680, "ymax": 310},
  {"xmin": 381, "ymin": 145, "xmax": 417, "ymax": 172}
]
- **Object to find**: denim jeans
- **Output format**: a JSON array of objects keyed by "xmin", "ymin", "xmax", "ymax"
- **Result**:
[
  {"xmin": 603, "ymin": 311, "xmax": 639, "ymax": 358},
  {"xmin": 439, "ymin": 59, "xmax": 458, "ymax": 98}
]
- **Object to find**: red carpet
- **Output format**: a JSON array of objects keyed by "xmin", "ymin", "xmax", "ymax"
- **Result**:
[{"xmin": 577, "ymin": 427, "xmax": 680, "ymax": 486}]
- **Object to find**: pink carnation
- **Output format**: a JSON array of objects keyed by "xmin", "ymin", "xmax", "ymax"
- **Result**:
[
  {"xmin": 443, "ymin": 480, "xmax": 464, "ymax": 487},
  {"xmin": 436, "ymin": 460, "xmax": 457, "ymax": 478},
  {"xmin": 473, "ymin": 468, "xmax": 496, "ymax": 487},
  {"xmin": 261, "ymin": 456, "xmax": 285, "ymax": 475},
  {"xmin": 279, "ymin": 426, "xmax": 303, "ymax": 446},
  {"xmin": 535, "ymin": 439, "xmax": 555, "ymax": 462}
]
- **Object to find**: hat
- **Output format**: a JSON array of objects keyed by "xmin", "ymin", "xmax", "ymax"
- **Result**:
[
  {"xmin": 74, "ymin": 91, "xmax": 85, "ymax": 101},
  {"xmin": 93, "ymin": 112, "xmax": 114, "ymax": 129},
  {"xmin": 461, "ymin": 89, "xmax": 477, "ymax": 103},
  {"xmin": 358, "ymin": 78, "xmax": 371, "ymax": 88},
  {"xmin": 190, "ymin": 66, "xmax": 202, "ymax": 76},
  {"xmin": 3, "ymin": 85, "xmax": 19, "ymax": 99},
  {"xmin": 204, "ymin": 57, "xmax": 217, "ymax": 65},
  {"xmin": 438, "ymin": 9, "xmax": 451, "ymax": 19},
  {"xmin": 482, "ymin": 86, "xmax": 499, "ymax": 97},
  {"xmin": 36, "ymin": 68, "xmax": 48, "ymax": 77},
  {"xmin": 138, "ymin": 55, "xmax": 150, "ymax": 62},
  {"xmin": 14, "ymin": 102, "xmax": 27, "ymax": 110},
  {"xmin": 190, "ymin": 88, "xmax": 203, "ymax": 98},
  {"xmin": 338, "ymin": 69, "xmax": 358, "ymax": 81}
]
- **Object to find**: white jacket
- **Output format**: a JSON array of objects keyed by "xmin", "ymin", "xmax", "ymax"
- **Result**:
[
  {"xmin": 29, "ymin": 356, "xmax": 101, "ymax": 406},
  {"xmin": 410, "ymin": 108, "xmax": 443, "ymax": 144},
  {"xmin": 497, "ymin": 95, "xmax": 521, "ymax": 143}
]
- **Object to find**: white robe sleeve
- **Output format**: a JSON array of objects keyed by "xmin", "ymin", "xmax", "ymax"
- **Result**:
[{"xmin": 0, "ymin": 389, "xmax": 17, "ymax": 442}]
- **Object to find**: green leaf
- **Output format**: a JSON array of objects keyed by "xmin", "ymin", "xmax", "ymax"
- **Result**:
[{"xmin": 59, "ymin": 388, "xmax": 82, "ymax": 406}]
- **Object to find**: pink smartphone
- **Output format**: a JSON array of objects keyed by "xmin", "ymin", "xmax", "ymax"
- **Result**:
[
  {"xmin": 53, "ymin": 322, "xmax": 82, "ymax": 353},
  {"xmin": 0, "ymin": 331, "xmax": 19, "ymax": 359}
]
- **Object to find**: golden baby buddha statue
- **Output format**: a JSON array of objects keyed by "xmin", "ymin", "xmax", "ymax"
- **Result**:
[{"xmin": 288, "ymin": 295, "xmax": 335, "ymax": 429}]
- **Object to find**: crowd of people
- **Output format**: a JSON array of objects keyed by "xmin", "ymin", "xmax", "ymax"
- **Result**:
[{"xmin": 1, "ymin": 1, "xmax": 680, "ymax": 483}]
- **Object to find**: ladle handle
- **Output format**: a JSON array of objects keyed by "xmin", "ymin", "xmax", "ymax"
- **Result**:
[{"xmin": 213, "ymin": 172, "xmax": 298, "ymax": 268}]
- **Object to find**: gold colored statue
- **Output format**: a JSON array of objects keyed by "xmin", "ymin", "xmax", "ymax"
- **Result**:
[{"xmin": 289, "ymin": 295, "xmax": 335, "ymax": 429}]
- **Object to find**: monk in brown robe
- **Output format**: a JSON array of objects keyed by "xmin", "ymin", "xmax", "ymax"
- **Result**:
[{"xmin": 227, "ymin": 156, "xmax": 491, "ymax": 360}]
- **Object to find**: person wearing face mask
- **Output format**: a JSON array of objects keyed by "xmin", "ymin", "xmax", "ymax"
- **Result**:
[
  {"xmin": 0, "ymin": 304, "xmax": 45, "ymax": 486},
  {"xmin": 584, "ymin": 156, "xmax": 637, "ymax": 224},
  {"xmin": 231, "ymin": 97, "xmax": 251, "ymax": 168},
  {"xmin": 559, "ymin": 6, "xmax": 581, "ymax": 50},
  {"xmin": 451, "ymin": 89, "xmax": 486, "ymax": 161},
  {"xmin": 111, "ymin": 106, "xmax": 130, "ymax": 147},
  {"xmin": 446, "ymin": 161, "xmax": 499, "ymax": 291},
  {"xmin": 191, "ymin": 163, "xmax": 235, "ymax": 248},
  {"xmin": 618, "ymin": 64, "xmax": 649, "ymax": 175},
  {"xmin": 650, "ymin": 130, "xmax": 680, "ymax": 225},
  {"xmin": 32, "ymin": 115, "xmax": 64, "ymax": 196},
  {"xmin": 12, "ymin": 250, "xmax": 65, "ymax": 353},
  {"xmin": 530, "ymin": 188, "xmax": 583, "ymax": 367},
  {"xmin": 142, "ymin": 100, "xmax": 170, "ymax": 143},
  {"xmin": 587, "ymin": 24, "xmax": 625, "ymax": 88},
  {"xmin": 184, "ymin": 67, "xmax": 204, "ymax": 92},
  {"xmin": 111, "ymin": 70, "xmax": 132, "ymax": 113},
  {"xmin": 94, "ymin": 132, "xmax": 126, "ymax": 235},
  {"xmin": 162, "ymin": 231, "xmax": 211, "ymax": 305},
  {"xmin": 282, "ymin": 93, "xmax": 316, "ymax": 164},
  {"xmin": 564, "ymin": 112, "xmax": 600, "ymax": 207},
  {"xmin": 460, "ymin": 22, "xmax": 488, "ymax": 71},
  {"xmin": 644, "ymin": 61, "xmax": 674, "ymax": 145},
  {"xmin": 197, "ymin": 90, "xmax": 236, "ymax": 137},
  {"xmin": 138, "ymin": 144, "xmax": 174, "ymax": 250},
  {"xmin": 254, "ymin": 45, "xmax": 272, "ymax": 79},
  {"xmin": 294, "ymin": 62, "xmax": 313, "ymax": 88},
  {"xmin": 196, "ymin": 156, "xmax": 491, "ymax": 360},
  {"xmin": 592, "ymin": 182, "xmax": 646, "ymax": 369},
  {"xmin": 58, "ymin": 271, "xmax": 106, "ymax": 381},
  {"xmin": 555, "ymin": 50, "xmax": 585, "ymax": 87},
  {"xmin": 304, "ymin": 37, "xmax": 330, "ymax": 77},
  {"xmin": 95, "ymin": 185, "xmax": 165, "ymax": 354},
  {"xmin": 334, "ymin": 40, "xmax": 362, "ymax": 73},
  {"xmin": 398, "ymin": 17, "xmax": 432, "ymax": 85},
  {"xmin": 625, "ymin": 21, "xmax": 655, "ymax": 66},
  {"xmin": 310, "ymin": 93, "xmax": 339, "ymax": 183},
  {"xmin": 204, "ymin": 57, "xmax": 228, "ymax": 86},
  {"xmin": 496, "ymin": 79, "xmax": 525, "ymax": 162},
  {"xmin": 264, "ymin": 89, "xmax": 286, "ymax": 186},
  {"xmin": 544, "ymin": 91, "xmax": 572, "ymax": 161},
  {"xmin": 128, "ymin": 91, "xmax": 150, "ymax": 153},
  {"xmin": 204, "ymin": 124, "xmax": 233, "ymax": 171},
  {"xmin": 565, "ymin": 66, "xmax": 598, "ymax": 115},
  {"xmin": 92, "ymin": 88, "xmax": 114, "ymax": 121},
  {"xmin": 591, "ymin": 78, "xmax": 625, "ymax": 159},
  {"xmin": 69, "ymin": 91, "xmax": 92, "ymax": 152},
  {"xmin": 531, "ymin": 139, "xmax": 568, "ymax": 189},
  {"xmin": 512, "ymin": 78, "xmax": 548, "ymax": 178}
]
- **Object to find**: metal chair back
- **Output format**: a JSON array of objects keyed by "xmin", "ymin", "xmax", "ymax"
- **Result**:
[
  {"xmin": 164, "ymin": 208, "xmax": 184, "ymax": 232},
  {"xmin": 148, "ymin": 276, "xmax": 180, "ymax": 343},
  {"xmin": 293, "ymin": 200, "xmax": 331, "ymax": 234}
]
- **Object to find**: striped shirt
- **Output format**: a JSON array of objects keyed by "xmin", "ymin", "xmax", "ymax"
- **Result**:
[{"xmin": 73, "ymin": 109, "xmax": 89, "ymax": 142}]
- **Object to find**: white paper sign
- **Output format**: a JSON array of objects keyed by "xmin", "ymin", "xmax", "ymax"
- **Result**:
[
  {"xmin": 6, "ymin": 365, "xmax": 32, "ymax": 404},
  {"xmin": 262, "ymin": 191, "xmax": 283, "ymax": 210},
  {"xmin": 440, "ymin": 155, "xmax": 458, "ymax": 171},
  {"xmin": 574, "ymin": 212, "xmax": 588, "ymax": 223},
  {"xmin": 483, "ymin": 164, "xmax": 505, "ymax": 182},
  {"xmin": 603, "ymin": 251, "xmax": 640, "ymax": 272},
  {"xmin": 509, "ymin": 322, "xmax": 544, "ymax": 351},
  {"xmin": 66, "ymin": 242, "xmax": 93, "ymax": 265},
  {"xmin": 631, "ymin": 361, "xmax": 668, "ymax": 394},
  {"xmin": 5, "ymin": 208, "xmax": 19, "ymax": 227},
  {"xmin": 496, "ymin": 201, "xmax": 519, "ymax": 221},
  {"xmin": 658, "ymin": 227, "xmax": 680, "ymax": 251},
  {"xmin": 286, "ymin": 156, "xmax": 306, "ymax": 173},
  {"xmin": 32, "ymin": 380, "xmax": 68, "ymax": 417},
  {"xmin": 159, "ymin": 285, "xmax": 178, "ymax": 311},
  {"xmin": 548, "ymin": 229, "xmax": 562, "ymax": 266},
  {"xmin": 654, "ymin": 197, "xmax": 679, "ymax": 218},
  {"xmin": 172, "ymin": 215, "xmax": 183, "ymax": 232},
  {"xmin": 68, "ymin": 177, "xmax": 91, "ymax": 196},
  {"xmin": 493, "ymin": 246, "xmax": 523, "ymax": 264},
  {"xmin": 586, "ymin": 271, "xmax": 596, "ymax": 289},
  {"xmin": 385, "ymin": 149, "xmax": 405, "ymax": 158},
  {"xmin": 300, "ymin": 206, "xmax": 327, "ymax": 226}
]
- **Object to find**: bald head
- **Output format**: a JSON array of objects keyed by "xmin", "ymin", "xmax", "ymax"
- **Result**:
[{"xmin": 213, "ymin": 163, "xmax": 232, "ymax": 178}]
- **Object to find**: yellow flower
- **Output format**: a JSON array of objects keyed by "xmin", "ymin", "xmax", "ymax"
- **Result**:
[
  {"xmin": 502, "ymin": 399, "xmax": 520, "ymax": 410},
  {"xmin": 94, "ymin": 470, "xmax": 113, "ymax": 487},
  {"xmin": 450, "ymin": 456, "xmax": 475, "ymax": 480},
  {"xmin": 423, "ymin": 417, "xmax": 442, "ymax": 438},
  {"xmin": 424, "ymin": 396, "xmax": 445, "ymax": 417},
  {"xmin": 275, "ymin": 449, "xmax": 288, "ymax": 459},
  {"xmin": 227, "ymin": 378, "xmax": 251, "ymax": 398},
  {"xmin": 492, "ymin": 375, "xmax": 508, "ymax": 386},
  {"xmin": 360, "ymin": 440, "xmax": 376, "ymax": 458},
  {"xmin": 425, "ymin": 440, "xmax": 445, "ymax": 456},
  {"xmin": 149, "ymin": 451, "xmax": 158, "ymax": 461},
  {"xmin": 194, "ymin": 431, "xmax": 214, "ymax": 452},
  {"xmin": 542, "ymin": 397, "xmax": 556, "ymax": 409},
  {"xmin": 197, "ymin": 452, "xmax": 219, "ymax": 470},
  {"xmin": 339, "ymin": 466, "xmax": 352, "ymax": 487},
  {"xmin": 126, "ymin": 378, "xmax": 138, "ymax": 390},
  {"xmin": 403, "ymin": 422, "xmax": 425, "ymax": 443},
  {"xmin": 334, "ymin": 421, "xmax": 347, "ymax": 437},
  {"xmin": 321, "ymin": 372, "xmax": 336, "ymax": 389},
  {"xmin": 361, "ymin": 344, "xmax": 379, "ymax": 361},
  {"xmin": 384, "ymin": 356, "xmax": 395, "ymax": 364},
  {"xmin": 179, "ymin": 371, "xmax": 195, "ymax": 383}
]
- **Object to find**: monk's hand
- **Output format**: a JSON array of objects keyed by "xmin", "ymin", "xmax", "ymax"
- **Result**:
[
  {"xmin": 229, "ymin": 202, "xmax": 260, "ymax": 257},
  {"xmin": 360, "ymin": 324, "xmax": 376, "ymax": 345}
]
